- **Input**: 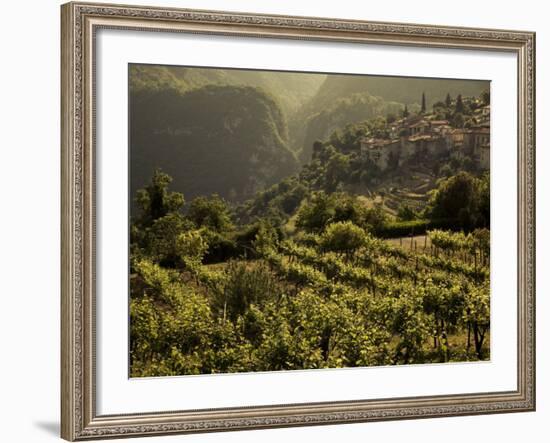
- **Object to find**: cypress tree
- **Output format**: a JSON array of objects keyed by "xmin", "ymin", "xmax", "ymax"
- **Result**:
[
  {"xmin": 455, "ymin": 94, "xmax": 464, "ymax": 114},
  {"xmin": 445, "ymin": 93, "xmax": 452, "ymax": 108},
  {"xmin": 421, "ymin": 92, "xmax": 426, "ymax": 114}
]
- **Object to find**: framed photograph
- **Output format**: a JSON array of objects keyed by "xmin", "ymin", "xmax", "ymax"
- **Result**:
[{"xmin": 61, "ymin": 1, "xmax": 536, "ymax": 440}]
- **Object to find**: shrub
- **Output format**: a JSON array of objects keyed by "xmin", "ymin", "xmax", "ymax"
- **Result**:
[
  {"xmin": 202, "ymin": 231, "xmax": 239, "ymax": 263},
  {"xmin": 217, "ymin": 261, "xmax": 280, "ymax": 320},
  {"xmin": 176, "ymin": 229, "xmax": 208, "ymax": 270},
  {"xmin": 321, "ymin": 221, "xmax": 367, "ymax": 256},
  {"xmin": 428, "ymin": 229, "xmax": 469, "ymax": 251},
  {"xmin": 397, "ymin": 204, "xmax": 417, "ymax": 221},
  {"xmin": 252, "ymin": 220, "xmax": 279, "ymax": 258}
]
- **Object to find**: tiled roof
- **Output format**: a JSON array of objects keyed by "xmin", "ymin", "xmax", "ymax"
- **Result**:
[
  {"xmin": 409, "ymin": 135, "xmax": 436, "ymax": 142},
  {"xmin": 409, "ymin": 120, "xmax": 429, "ymax": 128}
]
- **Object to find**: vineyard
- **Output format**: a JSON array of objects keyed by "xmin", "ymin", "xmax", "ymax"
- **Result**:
[
  {"xmin": 130, "ymin": 220, "xmax": 490, "ymax": 377},
  {"xmin": 129, "ymin": 86, "xmax": 491, "ymax": 377}
]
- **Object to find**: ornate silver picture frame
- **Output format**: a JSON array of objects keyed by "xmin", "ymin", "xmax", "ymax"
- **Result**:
[{"xmin": 61, "ymin": 2, "xmax": 535, "ymax": 440}]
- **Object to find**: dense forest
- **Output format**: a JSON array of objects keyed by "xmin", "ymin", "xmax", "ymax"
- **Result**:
[
  {"xmin": 130, "ymin": 65, "xmax": 324, "ymax": 202},
  {"xmin": 129, "ymin": 65, "xmax": 490, "ymax": 377}
]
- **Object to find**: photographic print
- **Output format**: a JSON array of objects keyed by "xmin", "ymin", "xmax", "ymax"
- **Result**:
[{"xmin": 129, "ymin": 64, "xmax": 491, "ymax": 378}]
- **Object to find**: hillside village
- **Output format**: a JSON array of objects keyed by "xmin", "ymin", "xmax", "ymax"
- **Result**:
[
  {"xmin": 231, "ymin": 91, "xmax": 492, "ymax": 224},
  {"xmin": 360, "ymin": 95, "xmax": 490, "ymax": 171}
]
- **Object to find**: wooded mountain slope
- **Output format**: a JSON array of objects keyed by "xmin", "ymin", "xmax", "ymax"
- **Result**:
[
  {"xmin": 305, "ymin": 74, "xmax": 488, "ymax": 113},
  {"xmin": 130, "ymin": 84, "xmax": 299, "ymax": 202},
  {"xmin": 130, "ymin": 64, "xmax": 325, "ymax": 119}
]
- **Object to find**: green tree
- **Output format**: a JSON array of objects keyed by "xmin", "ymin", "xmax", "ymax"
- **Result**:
[
  {"xmin": 296, "ymin": 192, "xmax": 368, "ymax": 233},
  {"xmin": 325, "ymin": 152, "xmax": 350, "ymax": 192},
  {"xmin": 187, "ymin": 194, "xmax": 233, "ymax": 232},
  {"xmin": 455, "ymin": 94, "xmax": 464, "ymax": 114},
  {"xmin": 144, "ymin": 213, "xmax": 194, "ymax": 266},
  {"xmin": 427, "ymin": 172, "xmax": 487, "ymax": 228},
  {"xmin": 320, "ymin": 221, "xmax": 366, "ymax": 257},
  {"xmin": 135, "ymin": 169, "xmax": 184, "ymax": 226},
  {"xmin": 296, "ymin": 192, "xmax": 337, "ymax": 233},
  {"xmin": 132, "ymin": 170, "xmax": 189, "ymax": 266},
  {"xmin": 452, "ymin": 112, "xmax": 464, "ymax": 128}
]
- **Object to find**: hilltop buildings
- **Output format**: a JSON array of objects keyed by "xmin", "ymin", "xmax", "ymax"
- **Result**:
[{"xmin": 360, "ymin": 104, "xmax": 490, "ymax": 171}]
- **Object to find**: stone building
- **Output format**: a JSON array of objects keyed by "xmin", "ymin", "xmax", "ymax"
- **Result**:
[{"xmin": 360, "ymin": 116, "xmax": 490, "ymax": 171}]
